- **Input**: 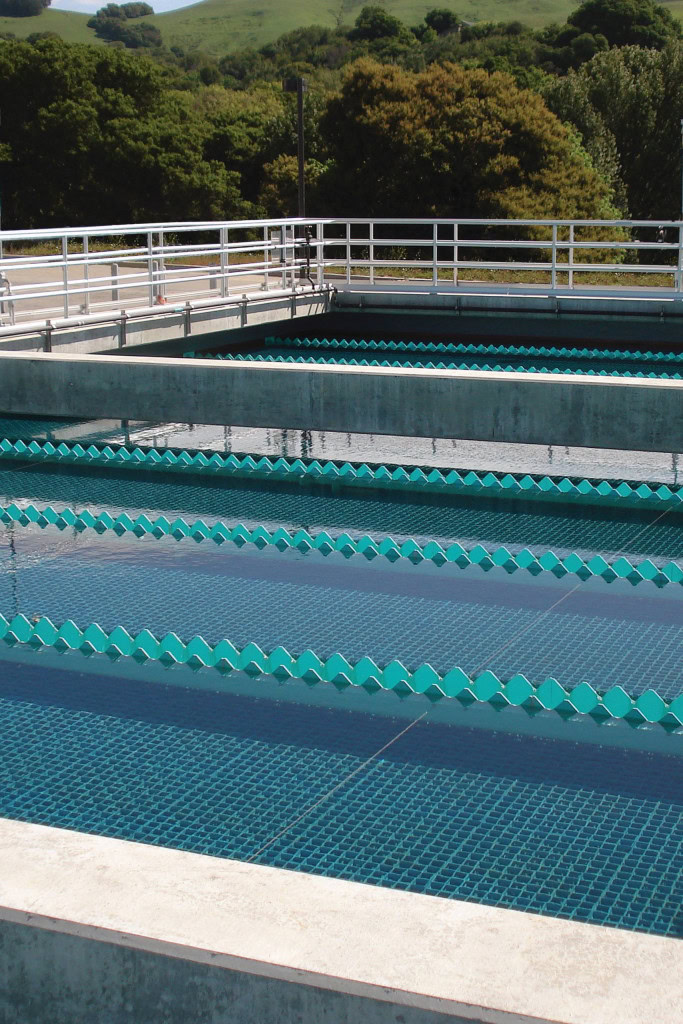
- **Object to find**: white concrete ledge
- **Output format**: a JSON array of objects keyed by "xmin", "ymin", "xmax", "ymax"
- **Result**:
[
  {"xmin": 0, "ymin": 350, "xmax": 681, "ymax": 450},
  {"xmin": 335, "ymin": 282, "xmax": 683, "ymax": 318},
  {"xmin": 0, "ymin": 819, "xmax": 681, "ymax": 1024}
]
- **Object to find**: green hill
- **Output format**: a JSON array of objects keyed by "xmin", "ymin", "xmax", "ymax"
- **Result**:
[
  {"xmin": 151, "ymin": 0, "xmax": 583, "ymax": 54},
  {"xmin": 0, "ymin": 8, "xmax": 95, "ymax": 43},
  {"xmin": 1, "ymin": 0, "xmax": 682, "ymax": 55}
]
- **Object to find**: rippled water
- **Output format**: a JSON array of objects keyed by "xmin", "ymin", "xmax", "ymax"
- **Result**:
[{"xmin": 1, "ymin": 416, "xmax": 681, "ymax": 485}]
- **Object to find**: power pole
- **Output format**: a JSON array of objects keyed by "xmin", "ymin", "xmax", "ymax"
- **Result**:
[
  {"xmin": 282, "ymin": 77, "xmax": 307, "ymax": 218},
  {"xmin": 0, "ymin": 108, "xmax": 3, "ymax": 261}
]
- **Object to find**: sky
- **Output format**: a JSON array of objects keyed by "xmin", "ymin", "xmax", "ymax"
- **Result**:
[{"xmin": 52, "ymin": 0, "xmax": 200, "ymax": 11}]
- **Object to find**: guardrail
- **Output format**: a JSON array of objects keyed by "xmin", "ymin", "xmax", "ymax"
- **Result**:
[{"xmin": 0, "ymin": 216, "xmax": 682, "ymax": 331}]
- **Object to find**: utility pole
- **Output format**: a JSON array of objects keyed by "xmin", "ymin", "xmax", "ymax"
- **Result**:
[
  {"xmin": 0, "ymin": 108, "xmax": 3, "ymax": 261},
  {"xmin": 282, "ymin": 77, "xmax": 307, "ymax": 218}
]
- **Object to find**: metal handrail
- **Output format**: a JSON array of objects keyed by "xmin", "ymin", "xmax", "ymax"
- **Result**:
[{"xmin": 0, "ymin": 216, "xmax": 681, "ymax": 329}]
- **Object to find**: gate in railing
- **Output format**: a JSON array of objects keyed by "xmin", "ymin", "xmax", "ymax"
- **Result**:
[{"xmin": 0, "ymin": 217, "xmax": 681, "ymax": 330}]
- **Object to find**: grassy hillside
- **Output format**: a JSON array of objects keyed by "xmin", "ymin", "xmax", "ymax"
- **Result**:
[
  {"xmin": 0, "ymin": 8, "xmax": 96, "ymax": 43},
  {"xmin": 1, "ymin": 0, "xmax": 682, "ymax": 55},
  {"xmin": 151, "ymin": 0, "xmax": 581, "ymax": 54}
]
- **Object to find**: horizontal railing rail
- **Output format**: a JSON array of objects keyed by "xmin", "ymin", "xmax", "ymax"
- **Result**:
[{"xmin": 1, "ymin": 217, "xmax": 682, "ymax": 331}]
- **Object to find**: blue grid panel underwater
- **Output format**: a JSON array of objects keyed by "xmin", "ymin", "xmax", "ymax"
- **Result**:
[
  {"xmin": 0, "ymin": 525, "xmax": 681, "ymax": 699},
  {"xmin": 1, "ymin": 464, "xmax": 682, "ymax": 563},
  {"xmin": 233, "ymin": 343, "xmax": 683, "ymax": 379},
  {"xmin": 0, "ymin": 658, "xmax": 680, "ymax": 938}
]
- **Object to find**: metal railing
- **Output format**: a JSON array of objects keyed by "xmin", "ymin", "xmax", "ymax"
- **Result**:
[{"xmin": 0, "ymin": 216, "xmax": 682, "ymax": 331}]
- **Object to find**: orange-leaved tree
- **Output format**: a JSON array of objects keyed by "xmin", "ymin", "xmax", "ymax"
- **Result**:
[{"xmin": 317, "ymin": 59, "xmax": 619, "ymax": 222}]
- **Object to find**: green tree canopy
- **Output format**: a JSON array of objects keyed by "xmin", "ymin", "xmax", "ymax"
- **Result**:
[
  {"xmin": 0, "ymin": 0, "xmax": 50, "ymax": 16},
  {"xmin": 120, "ymin": 2, "xmax": 154, "ymax": 16},
  {"xmin": 350, "ymin": 6, "xmax": 406, "ymax": 41},
  {"xmin": 317, "ymin": 59, "xmax": 617, "ymax": 220},
  {"xmin": 568, "ymin": 0, "xmax": 681, "ymax": 48},
  {"xmin": 346, "ymin": 4, "xmax": 424, "ymax": 68},
  {"xmin": 88, "ymin": 3, "xmax": 161, "ymax": 48},
  {"xmin": 545, "ymin": 43, "xmax": 683, "ymax": 219},
  {"xmin": 424, "ymin": 9, "xmax": 460, "ymax": 35},
  {"xmin": 0, "ymin": 38, "xmax": 247, "ymax": 227}
]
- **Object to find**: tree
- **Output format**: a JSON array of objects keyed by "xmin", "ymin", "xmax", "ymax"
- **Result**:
[
  {"xmin": 350, "ymin": 7, "xmax": 405, "ymax": 41},
  {"xmin": 258, "ymin": 154, "xmax": 326, "ymax": 216},
  {"xmin": 568, "ymin": 0, "xmax": 681, "ymax": 48},
  {"xmin": 120, "ymin": 2, "xmax": 153, "ymax": 16},
  {"xmin": 424, "ymin": 9, "xmax": 460, "ymax": 35},
  {"xmin": 26, "ymin": 31, "xmax": 60, "ymax": 42},
  {"xmin": 0, "ymin": 0, "xmax": 50, "ymax": 16},
  {"xmin": 545, "ymin": 43, "xmax": 683, "ymax": 219},
  {"xmin": 0, "ymin": 39, "xmax": 247, "ymax": 227},
  {"xmin": 90, "ymin": 2, "xmax": 153, "ymax": 19},
  {"xmin": 318, "ymin": 59, "xmax": 618, "ymax": 220},
  {"xmin": 88, "ymin": 3, "xmax": 161, "ymax": 49}
]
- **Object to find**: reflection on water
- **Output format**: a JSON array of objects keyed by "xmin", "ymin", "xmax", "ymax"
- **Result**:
[{"xmin": 1, "ymin": 416, "xmax": 681, "ymax": 484}]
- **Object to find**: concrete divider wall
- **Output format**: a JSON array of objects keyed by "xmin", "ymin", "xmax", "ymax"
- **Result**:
[
  {"xmin": 0, "ymin": 351, "xmax": 680, "ymax": 452},
  {"xmin": 2, "ymin": 820, "xmax": 680, "ymax": 1024},
  {"xmin": 0, "ymin": 920, "xmax": 473, "ymax": 1024}
]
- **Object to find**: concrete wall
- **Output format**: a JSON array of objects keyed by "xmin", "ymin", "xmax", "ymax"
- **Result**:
[
  {"xmin": 5, "ymin": 282, "xmax": 683, "ymax": 358},
  {"xmin": 327, "ymin": 309, "xmax": 683, "ymax": 349},
  {"xmin": 0, "ymin": 288, "xmax": 331, "ymax": 356},
  {"xmin": 3, "ymin": 820, "xmax": 680, "ymax": 1024},
  {"xmin": 335, "ymin": 282, "xmax": 683, "ymax": 325},
  {"xmin": 0, "ymin": 920, "xmax": 473, "ymax": 1024},
  {"xmin": 0, "ymin": 350, "xmax": 680, "ymax": 451},
  {"xmin": 128, "ymin": 309, "xmax": 683, "ymax": 359}
]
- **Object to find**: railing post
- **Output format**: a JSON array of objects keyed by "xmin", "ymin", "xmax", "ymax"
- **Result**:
[
  {"xmin": 346, "ymin": 221, "xmax": 351, "ymax": 284},
  {"xmin": 152, "ymin": 259, "xmax": 160, "ymax": 300},
  {"xmin": 61, "ymin": 235, "xmax": 69, "ymax": 318},
  {"xmin": 82, "ymin": 234, "xmax": 90, "ymax": 314},
  {"xmin": 0, "ymin": 272, "xmax": 15, "ymax": 324},
  {"xmin": 432, "ymin": 222, "xmax": 438, "ymax": 286},
  {"xmin": 158, "ymin": 230, "xmax": 165, "ymax": 299},
  {"xmin": 111, "ymin": 263, "xmax": 119, "ymax": 303},
  {"xmin": 119, "ymin": 310, "xmax": 127, "ymax": 348},
  {"xmin": 316, "ymin": 223, "xmax": 324, "ymax": 287},
  {"xmin": 147, "ymin": 230, "xmax": 154, "ymax": 306},
  {"xmin": 220, "ymin": 226, "xmax": 228, "ymax": 298},
  {"xmin": 568, "ymin": 224, "xmax": 574, "ymax": 290},
  {"xmin": 551, "ymin": 223, "xmax": 557, "ymax": 290},
  {"xmin": 280, "ymin": 226, "xmax": 287, "ymax": 290},
  {"xmin": 369, "ymin": 221, "xmax": 374, "ymax": 286},
  {"xmin": 453, "ymin": 222, "xmax": 459, "ymax": 286},
  {"xmin": 262, "ymin": 225, "xmax": 270, "ymax": 291}
]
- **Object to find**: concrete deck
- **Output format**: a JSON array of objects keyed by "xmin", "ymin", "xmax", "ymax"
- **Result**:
[
  {"xmin": 0, "ymin": 819, "xmax": 681, "ymax": 1024},
  {"xmin": 0, "ymin": 350, "xmax": 680, "ymax": 451}
]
